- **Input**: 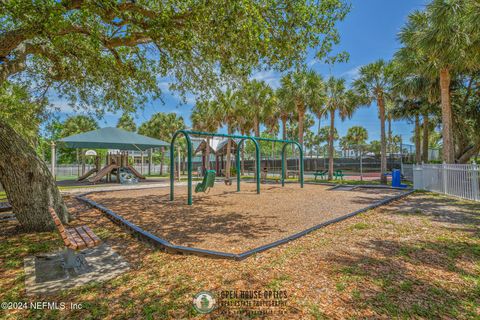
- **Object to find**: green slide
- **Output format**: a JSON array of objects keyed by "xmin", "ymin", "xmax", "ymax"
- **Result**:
[{"xmin": 195, "ymin": 170, "xmax": 216, "ymax": 193}]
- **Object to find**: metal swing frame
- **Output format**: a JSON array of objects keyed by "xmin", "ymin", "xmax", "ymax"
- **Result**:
[{"xmin": 170, "ymin": 130, "xmax": 304, "ymax": 205}]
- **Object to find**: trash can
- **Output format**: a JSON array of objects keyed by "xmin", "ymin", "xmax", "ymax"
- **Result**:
[{"xmin": 392, "ymin": 169, "xmax": 407, "ymax": 188}]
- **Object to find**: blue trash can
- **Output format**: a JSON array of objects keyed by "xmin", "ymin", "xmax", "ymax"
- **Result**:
[{"xmin": 392, "ymin": 169, "xmax": 407, "ymax": 188}]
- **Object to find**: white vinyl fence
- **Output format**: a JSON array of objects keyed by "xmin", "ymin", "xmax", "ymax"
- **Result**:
[
  {"xmin": 413, "ymin": 163, "xmax": 480, "ymax": 202},
  {"xmin": 401, "ymin": 163, "xmax": 414, "ymax": 181},
  {"xmin": 50, "ymin": 164, "xmax": 170, "ymax": 177}
]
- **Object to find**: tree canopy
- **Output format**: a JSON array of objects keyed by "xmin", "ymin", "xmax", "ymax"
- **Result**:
[
  {"xmin": 1, "ymin": 0, "xmax": 350, "ymax": 116},
  {"xmin": 117, "ymin": 113, "xmax": 137, "ymax": 132}
]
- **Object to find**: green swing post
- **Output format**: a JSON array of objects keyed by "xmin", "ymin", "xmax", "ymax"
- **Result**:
[
  {"xmin": 170, "ymin": 130, "xmax": 193, "ymax": 205},
  {"xmin": 236, "ymin": 138, "xmax": 261, "ymax": 193},
  {"xmin": 281, "ymin": 141, "xmax": 304, "ymax": 188}
]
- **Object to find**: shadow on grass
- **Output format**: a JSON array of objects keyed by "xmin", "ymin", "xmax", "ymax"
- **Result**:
[
  {"xmin": 386, "ymin": 193, "xmax": 480, "ymax": 228},
  {"xmin": 325, "ymin": 236, "xmax": 480, "ymax": 319}
]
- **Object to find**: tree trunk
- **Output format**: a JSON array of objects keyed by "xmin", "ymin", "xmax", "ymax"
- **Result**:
[
  {"xmin": 297, "ymin": 103, "xmax": 306, "ymax": 176},
  {"xmin": 82, "ymin": 149, "xmax": 87, "ymax": 175},
  {"xmin": 240, "ymin": 129, "xmax": 245, "ymax": 175},
  {"xmin": 254, "ymin": 117, "xmax": 260, "ymax": 137},
  {"xmin": 159, "ymin": 148, "xmax": 164, "ymax": 175},
  {"xmin": 456, "ymin": 140, "xmax": 480, "ymax": 164},
  {"xmin": 415, "ymin": 114, "xmax": 421, "ymax": 164},
  {"xmin": 388, "ymin": 115, "xmax": 392, "ymax": 154},
  {"xmin": 440, "ymin": 68, "xmax": 454, "ymax": 163},
  {"xmin": 377, "ymin": 94, "xmax": 387, "ymax": 184},
  {"xmin": 317, "ymin": 113, "xmax": 322, "ymax": 135},
  {"xmin": 297, "ymin": 102, "xmax": 305, "ymax": 146},
  {"xmin": 281, "ymin": 116, "xmax": 287, "ymax": 141},
  {"xmin": 76, "ymin": 149, "xmax": 80, "ymax": 176},
  {"xmin": 225, "ymin": 125, "xmax": 232, "ymax": 180},
  {"xmin": 328, "ymin": 109, "xmax": 335, "ymax": 180},
  {"xmin": 422, "ymin": 114, "xmax": 429, "ymax": 163},
  {"xmin": 0, "ymin": 119, "xmax": 69, "ymax": 232}
]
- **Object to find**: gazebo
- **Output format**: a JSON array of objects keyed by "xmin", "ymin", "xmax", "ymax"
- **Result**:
[
  {"xmin": 53, "ymin": 127, "xmax": 168, "ymax": 183},
  {"xmin": 193, "ymin": 137, "xmax": 239, "ymax": 175}
]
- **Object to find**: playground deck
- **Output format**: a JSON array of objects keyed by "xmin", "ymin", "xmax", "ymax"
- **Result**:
[{"xmin": 85, "ymin": 184, "xmax": 405, "ymax": 254}]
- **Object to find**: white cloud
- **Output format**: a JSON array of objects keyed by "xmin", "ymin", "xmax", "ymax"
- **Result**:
[
  {"xmin": 158, "ymin": 81, "xmax": 171, "ymax": 92},
  {"xmin": 50, "ymin": 100, "xmax": 75, "ymax": 113},
  {"xmin": 340, "ymin": 65, "xmax": 362, "ymax": 81},
  {"xmin": 251, "ymin": 70, "xmax": 281, "ymax": 89},
  {"xmin": 307, "ymin": 59, "xmax": 318, "ymax": 67}
]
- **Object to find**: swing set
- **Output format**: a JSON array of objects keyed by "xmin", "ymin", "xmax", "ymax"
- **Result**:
[{"xmin": 170, "ymin": 130, "xmax": 304, "ymax": 205}]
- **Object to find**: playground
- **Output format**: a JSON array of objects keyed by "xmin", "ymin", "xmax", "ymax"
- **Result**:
[{"xmin": 84, "ymin": 183, "xmax": 406, "ymax": 254}]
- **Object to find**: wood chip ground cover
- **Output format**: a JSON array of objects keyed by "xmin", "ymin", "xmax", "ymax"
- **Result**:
[
  {"xmin": 0, "ymin": 191, "xmax": 478, "ymax": 319},
  {"xmin": 85, "ymin": 184, "xmax": 404, "ymax": 253}
]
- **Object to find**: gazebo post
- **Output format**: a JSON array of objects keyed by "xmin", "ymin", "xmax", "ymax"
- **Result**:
[
  {"xmin": 148, "ymin": 148, "xmax": 152, "ymax": 176},
  {"xmin": 50, "ymin": 141, "xmax": 56, "ymax": 178}
]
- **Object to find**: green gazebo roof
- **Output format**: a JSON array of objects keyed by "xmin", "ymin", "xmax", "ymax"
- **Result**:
[{"xmin": 58, "ymin": 127, "xmax": 169, "ymax": 151}]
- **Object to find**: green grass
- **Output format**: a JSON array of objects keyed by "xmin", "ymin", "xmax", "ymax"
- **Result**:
[
  {"xmin": 350, "ymin": 222, "xmax": 372, "ymax": 230},
  {"xmin": 1, "ymin": 192, "xmax": 479, "ymax": 319}
]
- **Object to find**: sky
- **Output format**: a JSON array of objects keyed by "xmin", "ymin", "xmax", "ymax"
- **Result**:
[{"xmin": 51, "ymin": 0, "xmax": 429, "ymax": 145}]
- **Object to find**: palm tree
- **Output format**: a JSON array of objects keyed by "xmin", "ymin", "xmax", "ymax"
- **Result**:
[
  {"xmin": 138, "ymin": 112, "xmax": 185, "ymax": 175},
  {"xmin": 345, "ymin": 126, "xmax": 368, "ymax": 157},
  {"xmin": 324, "ymin": 77, "xmax": 358, "ymax": 180},
  {"xmin": 233, "ymin": 94, "xmax": 255, "ymax": 175},
  {"xmin": 60, "ymin": 115, "xmax": 99, "ymax": 174},
  {"xmin": 215, "ymin": 89, "xmax": 239, "ymax": 181},
  {"xmin": 280, "ymin": 69, "xmax": 324, "ymax": 147},
  {"xmin": 352, "ymin": 60, "xmax": 393, "ymax": 184},
  {"xmin": 396, "ymin": 0, "xmax": 479, "ymax": 163},
  {"xmin": 274, "ymin": 88, "xmax": 294, "ymax": 141},
  {"xmin": 242, "ymin": 80, "xmax": 273, "ymax": 137},
  {"xmin": 191, "ymin": 100, "xmax": 221, "ymax": 171},
  {"xmin": 391, "ymin": 61, "xmax": 440, "ymax": 163}
]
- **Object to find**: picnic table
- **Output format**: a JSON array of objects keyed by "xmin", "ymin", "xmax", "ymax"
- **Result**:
[{"xmin": 313, "ymin": 170, "xmax": 327, "ymax": 180}]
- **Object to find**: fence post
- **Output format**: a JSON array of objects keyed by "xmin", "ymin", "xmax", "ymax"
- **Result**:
[
  {"xmin": 442, "ymin": 162, "xmax": 448, "ymax": 195},
  {"xmin": 472, "ymin": 162, "xmax": 479, "ymax": 201},
  {"xmin": 359, "ymin": 146, "xmax": 363, "ymax": 181},
  {"xmin": 413, "ymin": 164, "xmax": 423, "ymax": 189}
]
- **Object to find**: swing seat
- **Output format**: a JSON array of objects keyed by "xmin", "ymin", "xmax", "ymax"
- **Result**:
[{"xmin": 195, "ymin": 170, "xmax": 216, "ymax": 193}]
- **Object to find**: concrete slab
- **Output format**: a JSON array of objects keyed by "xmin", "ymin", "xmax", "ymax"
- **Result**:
[{"xmin": 24, "ymin": 243, "xmax": 130, "ymax": 295}]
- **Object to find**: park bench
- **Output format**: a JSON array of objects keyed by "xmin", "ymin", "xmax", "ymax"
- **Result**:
[
  {"xmin": 287, "ymin": 170, "xmax": 299, "ymax": 178},
  {"xmin": 313, "ymin": 170, "xmax": 327, "ymax": 180},
  {"xmin": 48, "ymin": 207, "xmax": 101, "ymax": 269},
  {"xmin": 334, "ymin": 169, "xmax": 345, "ymax": 180}
]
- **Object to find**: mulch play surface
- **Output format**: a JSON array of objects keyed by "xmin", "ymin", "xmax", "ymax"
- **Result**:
[{"xmin": 85, "ymin": 183, "xmax": 405, "ymax": 253}]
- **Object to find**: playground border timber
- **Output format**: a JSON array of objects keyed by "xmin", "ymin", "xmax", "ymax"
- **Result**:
[{"xmin": 76, "ymin": 185, "xmax": 414, "ymax": 260}]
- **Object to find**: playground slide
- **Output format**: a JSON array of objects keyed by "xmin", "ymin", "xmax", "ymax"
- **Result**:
[
  {"xmin": 77, "ymin": 168, "xmax": 97, "ymax": 182},
  {"xmin": 88, "ymin": 164, "xmax": 119, "ymax": 183},
  {"xmin": 126, "ymin": 165, "xmax": 146, "ymax": 180}
]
